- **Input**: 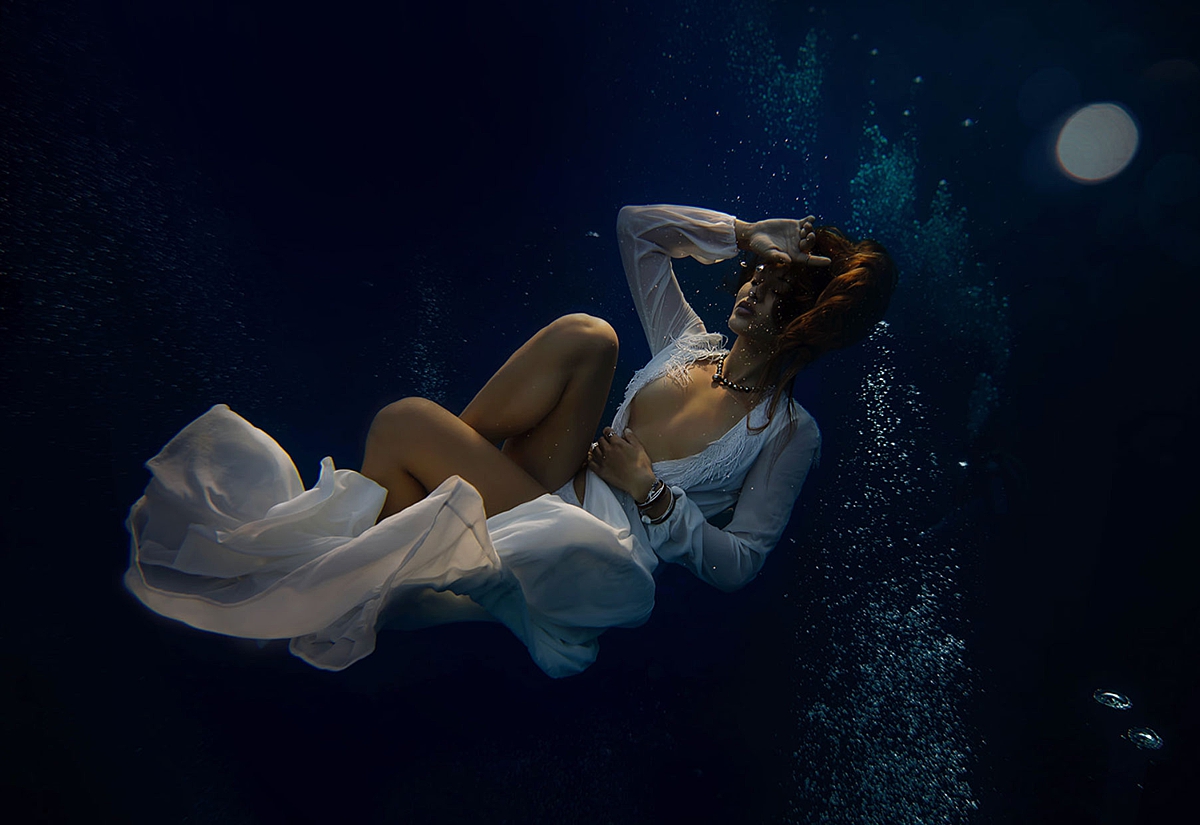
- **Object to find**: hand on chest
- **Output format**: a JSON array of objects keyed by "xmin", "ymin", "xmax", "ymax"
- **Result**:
[{"xmin": 627, "ymin": 363, "xmax": 754, "ymax": 463}]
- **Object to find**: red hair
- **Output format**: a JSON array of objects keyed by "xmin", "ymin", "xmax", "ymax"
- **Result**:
[{"xmin": 741, "ymin": 227, "xmax": 898, "ymax": 430}]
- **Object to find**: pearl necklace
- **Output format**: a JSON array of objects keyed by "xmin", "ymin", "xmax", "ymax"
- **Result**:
[{"xmin": 712, "ymin": 354, "xmax": 774, "ymax": 394}]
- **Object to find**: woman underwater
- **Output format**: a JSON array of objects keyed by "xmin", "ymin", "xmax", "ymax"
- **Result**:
[{"xmin": 125, "ymin": 205, "xmax": 896, "ymax": 677}]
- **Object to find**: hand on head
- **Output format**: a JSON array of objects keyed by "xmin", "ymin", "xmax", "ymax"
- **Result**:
[{"xmin": 740, "ymin": 215, "xmax": 832, "ymax": 268}]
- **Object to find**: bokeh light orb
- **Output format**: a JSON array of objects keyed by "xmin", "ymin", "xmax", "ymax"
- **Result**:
[{"xmin": 1055, "ymin": 103, "xmax": 1139, "ymax": 183}]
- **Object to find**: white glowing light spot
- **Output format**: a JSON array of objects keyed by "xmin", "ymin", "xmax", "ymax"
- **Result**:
[{"xmin": 1055, "ymin": 102, "xmax": 1139, "ymax": 183}]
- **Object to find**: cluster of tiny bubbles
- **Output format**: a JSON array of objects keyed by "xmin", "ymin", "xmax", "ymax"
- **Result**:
[
  {"xmin": 0, "ymin": 1, "xmax": 266, "ymax": 460},
  {"xmin": 849, "ymin": 124, "xmax": 1011, "ymax": 428},
  {"xmin": 848, "ymin": 124, "xmax": 917, "ymax": 242},
  {"xmin": 788, "ymin": 323, "xmax": 977, "ymax": 824},
  {"xmin": 915, "ymin": 184, "xmax": 1010, "ymax": 375},
  {"xmin": 406, "ymin": 284, "xmax": 449, "ymax": 407},
  {"xmin": 722, "ymin": 1, "xmax": 824, "ymax": 167}
]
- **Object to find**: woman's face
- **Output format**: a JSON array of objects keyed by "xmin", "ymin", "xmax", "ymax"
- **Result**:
[{"xmin": 727, "ymin": 263, "xmax": 793, "ymax": 343}]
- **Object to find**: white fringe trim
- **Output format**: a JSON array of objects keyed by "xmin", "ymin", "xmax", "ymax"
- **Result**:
[{"xmin": 612, "ymin": 332, "xmax": 800, "ymax": 489}]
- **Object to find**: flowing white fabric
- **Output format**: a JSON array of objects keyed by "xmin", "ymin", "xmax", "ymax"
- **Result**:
[
  {"xmin": 126, "ymin": 405, "xmax": 655, "ymax": 677},
  {"xmin": 124, "ymin": 205, "xmax": 820, "ymax": 676}
]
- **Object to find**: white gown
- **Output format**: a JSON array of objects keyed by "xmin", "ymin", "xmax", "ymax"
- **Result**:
[{"xmin": 125, "ymin": 205, "xmax": 821, "ymax": 677}]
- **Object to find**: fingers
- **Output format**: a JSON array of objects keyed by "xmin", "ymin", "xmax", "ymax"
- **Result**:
[
  {"xmin": 796, "ymin": 216, "xmax": 819, "ymax": 259},
  {"xmin": 587, "ymin": 439, "xmax": 605, "ymax": 476},
  {"xmin": 587, "ymin": 433, "xmax": 617, "ymax": 481},
  {"xmin": 592, "ymin": 426, "xmax": 642, "ymax": 461},
  {"xmin": 589, "ymin": 427, "xmax": 618, "ymax": 461}
]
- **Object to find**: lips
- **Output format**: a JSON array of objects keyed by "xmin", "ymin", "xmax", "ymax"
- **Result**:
[{"xmin": 735, "ymin": 301, "xmax": 754, "ymax": 317}]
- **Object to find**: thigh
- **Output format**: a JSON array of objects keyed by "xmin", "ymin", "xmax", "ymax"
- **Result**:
[
  {"xmin": 365, "ymin": 397, "xmax": 548, "ymax": 519},
  {"xmin": 461, "ymin": 314, "xmax": 618, "ymax": 492},
  {"xmin": 500, "ymin": 361, "xmax": 614, "ymax": 493}
]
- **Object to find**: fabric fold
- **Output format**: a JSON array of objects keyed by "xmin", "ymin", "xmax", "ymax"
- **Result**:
[{"xmin": 125, "ymin": 404, "xmax": 657, "ymax": 677}]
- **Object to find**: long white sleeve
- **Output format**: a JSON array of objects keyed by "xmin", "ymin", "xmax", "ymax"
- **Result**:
[
  {"xmin": 614, "ymin": 204, "xmax": 820, "ymax": 592},
  {"xmin": 645, "ymin": 413, "xmax": 820, "ymax": 592},
  {"xmin": 616, "ymin": 204, "xmax": 740, "ymax": 356}
]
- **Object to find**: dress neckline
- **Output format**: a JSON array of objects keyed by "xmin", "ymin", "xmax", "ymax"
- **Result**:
[
  {"xmin": 614, "ymin": 335, "xmax": 778, "ymax": 473},
  {"xmin": 645, "ymin": 361, "xmax": 771, "ymax": 466}
]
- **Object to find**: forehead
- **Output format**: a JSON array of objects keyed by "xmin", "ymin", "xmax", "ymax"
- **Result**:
[{"xmin": 747, "ymin": 263, "xmax": 796, "ymax": 289}]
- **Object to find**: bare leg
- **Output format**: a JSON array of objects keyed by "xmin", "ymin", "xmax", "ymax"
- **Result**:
[
  {"xmin": 460, "ymin": 313, "xmax": 618, "ymax": 491},
  {"xmin": 361, "ymin": 397, "xmax": 548, "ymax": 521},
  {"xmin": 361, "ymin": 313, "xmax": 618, "ymax": 521}
]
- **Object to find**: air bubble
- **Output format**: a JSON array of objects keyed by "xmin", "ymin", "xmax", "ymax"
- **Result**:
[
  {"xmin": 1125, "ymin": 728, "xmax": 1163, "ymax": 750},
  {"xmin": 1093, "ymin": 689, "xmax": 1132, "ymax": 710}
]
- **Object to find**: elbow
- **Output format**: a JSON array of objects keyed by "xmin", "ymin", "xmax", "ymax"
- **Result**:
[
  {"xmin": 709, "ymin": 546, "xmax": 771, "ymax": 592},
  {"xmin": 617, "ymin": 205, "xmax": 636, "ymax": 234},
  {"xmin": 616, "ymin": 204, "xmax": 648, "ymax": 235}
]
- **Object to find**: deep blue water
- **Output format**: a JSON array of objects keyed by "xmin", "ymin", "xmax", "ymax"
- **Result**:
[{"xmin": 2, "ymin": 0, "xmax": 1198, "ymax": 822}]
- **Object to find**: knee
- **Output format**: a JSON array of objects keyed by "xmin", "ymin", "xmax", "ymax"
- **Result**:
[
  {"xmin": 549, "ymin": 313, "xmax": 619, "ymax": 366},
  {"xmin": 371, "ymin": 396, "xmax": 445, "ymax": 439}
]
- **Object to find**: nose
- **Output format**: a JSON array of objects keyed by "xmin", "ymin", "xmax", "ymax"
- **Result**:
[{"xmin": 747, "ymin": 276, "xmax": 765, "ymax": 302}]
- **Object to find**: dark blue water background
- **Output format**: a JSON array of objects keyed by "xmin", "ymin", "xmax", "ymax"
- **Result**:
[{"xmin": 3, "ymin": 0, "xmax": 1197, "ymax": 822}]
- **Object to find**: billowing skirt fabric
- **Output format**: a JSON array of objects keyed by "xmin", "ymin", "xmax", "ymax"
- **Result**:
[{"xmin": 125, "ymin": 405, "xmax": 657, "ymax": 678}]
